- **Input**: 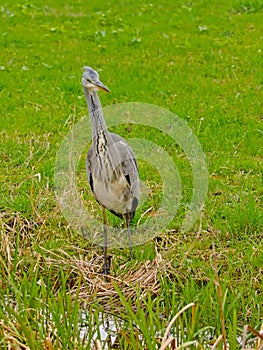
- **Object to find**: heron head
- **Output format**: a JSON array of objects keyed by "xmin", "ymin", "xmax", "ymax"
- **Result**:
[{"xmin": 82, "ymin": 66, "xmax": 110, "ymax": 93}]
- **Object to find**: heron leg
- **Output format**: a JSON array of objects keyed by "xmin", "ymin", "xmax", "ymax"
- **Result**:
[
  {"xmin": 102, "ymin": 207, "xmax": 110, "ymax": 276},
  {"xmin": 125, "ymin": 214, "xmax": 133, "ymax": 258}
]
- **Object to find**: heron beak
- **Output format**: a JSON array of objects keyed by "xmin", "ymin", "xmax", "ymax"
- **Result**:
[{"xmin": 94, "ymin": 80, "xmax": 110, "ymax": 93}]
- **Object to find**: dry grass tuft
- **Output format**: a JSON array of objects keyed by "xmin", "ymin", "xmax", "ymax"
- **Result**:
[
  {"xmin": 43, "ymin": 247, "xmax": 167, "ymax": 309},
  {"xmin": 0, "ymin": 211, "xmax": 37, "ymax": 269}
]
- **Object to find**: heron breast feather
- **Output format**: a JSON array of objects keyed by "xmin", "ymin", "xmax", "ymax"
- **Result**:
[{"xmin": 93, "ymin": 175, "xmax": 135, "ymax": 214}]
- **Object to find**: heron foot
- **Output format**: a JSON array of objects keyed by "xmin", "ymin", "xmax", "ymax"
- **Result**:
[{"xmin": 101, "ymin": 255, "xmax": 111, "ymax": 277}]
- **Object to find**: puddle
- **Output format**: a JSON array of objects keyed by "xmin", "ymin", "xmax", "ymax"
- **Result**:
[
  {"xmin": 79, "ymin": 312, "xmax": 259, "ymax": 349},
  {"xmin": 2, "ymin": 295, "xmax": 260, "ymax": 349},
  {"xmin": 80, "ymin": 312, "xmax": 118, "ymax": 349}
]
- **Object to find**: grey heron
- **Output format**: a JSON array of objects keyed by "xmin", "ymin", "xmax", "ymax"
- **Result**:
[{"xmin": 82, "ymin": 66, "xmax": 139, "ymax": 275}]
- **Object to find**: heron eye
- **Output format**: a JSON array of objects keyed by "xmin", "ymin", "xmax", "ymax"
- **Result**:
[{"xmin": 86, "ymin": 78, "xmax": 91, "ymax": 83}]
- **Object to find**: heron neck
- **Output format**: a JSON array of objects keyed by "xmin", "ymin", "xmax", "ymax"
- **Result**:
[{"xmin": 84, "ymin": 88, "xmax": 108, "ymax": 139}]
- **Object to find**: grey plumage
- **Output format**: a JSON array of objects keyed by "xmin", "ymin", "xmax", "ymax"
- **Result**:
[{"xmin": 82, "ymin": 66, "xmax": 139, "ymax": 275}]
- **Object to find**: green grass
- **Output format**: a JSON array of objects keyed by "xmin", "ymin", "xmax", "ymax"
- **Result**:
[{"xmin": 1, "ymin": 0, "xmax": 263, "ymax": 348}]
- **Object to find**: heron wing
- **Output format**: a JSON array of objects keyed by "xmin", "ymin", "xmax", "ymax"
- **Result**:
[
  {"xmin": 110, "ymin": 132, "xmax": 139, "ymax": 197},
  {"xmin": 86, "ymin": 133, "xmax": 139, "ymax": 216},
  {"xmin": 110, "ymin": 133, "xmax": 138, "ymax": 174}
]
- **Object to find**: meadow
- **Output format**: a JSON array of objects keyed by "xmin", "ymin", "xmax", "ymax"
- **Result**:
[{"xmin": 0, "ymin": 0, "xmax": 263, "ymax": 348}]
